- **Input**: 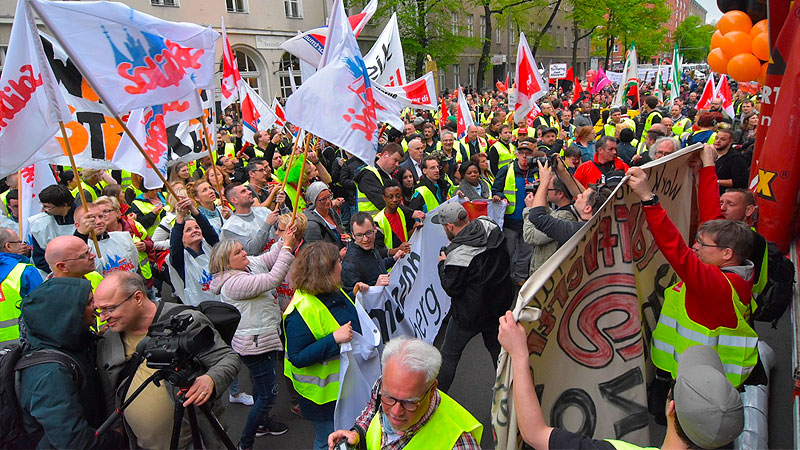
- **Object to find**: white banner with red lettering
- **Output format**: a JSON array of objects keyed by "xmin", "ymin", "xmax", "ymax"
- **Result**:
[
  {"xmin": 381, "ymin": 72, "xmax": 438, "ymax": 110},
  {"xmin": 493, "ymin": 146, "xmax": 701, "ymax": 449},
  {"xmin": 363, "ymin": 13, "xmax": 406, "ymax": 87}
]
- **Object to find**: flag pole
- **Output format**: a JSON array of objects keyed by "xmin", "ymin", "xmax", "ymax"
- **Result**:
[
  {"xmin": 16, "ymin": 170, "xmax": 23, "ymax": 241},
  {"xmin": 197, "ymin": 116, "xmax": 227, "ymax": 204},
  {"xmin": 59, "ymin": 121, "xmax": 102, "ymax": 257},
  {"xmin": 289, "ymin": 134, "xmax": 312, "ymax": 225},
  {"xmin": 112, "ymin": 114, "xmax": 179, "ymax": 199},
  {"xmin": 264, "ymin": 131, "xmax": 308, "ymax": 210}
]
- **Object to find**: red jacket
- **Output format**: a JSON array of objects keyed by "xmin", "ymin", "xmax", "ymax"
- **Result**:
[
  {"xmin": 644, "ymin": 203, "xmax": 752, "ymax": 330},
  {"xmin": 573, "ymin": 154, "xmax": 629, "ymax": 187},
  {"xmin": 698, "ymin": 166, "xmax": 725, "ymax": 223}
]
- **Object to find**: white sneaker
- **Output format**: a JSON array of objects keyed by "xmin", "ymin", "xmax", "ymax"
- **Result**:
[{"xmin": 229, "ymin": 392, "xmax": 254, "ymax": 406}]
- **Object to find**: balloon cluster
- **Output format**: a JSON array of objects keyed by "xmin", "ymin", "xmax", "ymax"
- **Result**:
[{"xmin": 708, "ymin": 2, "xmax": 769, "ymax": 84}]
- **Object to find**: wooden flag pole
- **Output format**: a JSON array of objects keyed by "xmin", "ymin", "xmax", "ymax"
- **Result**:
[
  {"xmin": 289, "ymin": 135, "xmax": 312, "ymax": 225},
  {"xmin": 16, "ymin": 171, "xmax": 23, "ymax": 241},
  {"xmin": 112, "ymin": 114, "xmax": 178, "ymax": 200},
  {"xmin": 263, "ymin": 131, "xmax": 308, "ymax": 210},
  {"xmin": 197, "ymin": 116, "xmax": 226, "ymax": 203},
  {"xmin": 59, "ymin": 121, "xmax": 102, "ymax": 257}
]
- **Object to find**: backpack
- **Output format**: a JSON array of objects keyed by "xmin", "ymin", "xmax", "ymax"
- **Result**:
[
  {"xmin": 751, "ymin": 242, "xmax": 795, "ymax": 327},
  {"xmin": 0, "ymin": 344, "xmax": 83, "ymax": 448},
  {"xmin": 156, "ymin": 301, "xmax": 241, "ymax": 345}
]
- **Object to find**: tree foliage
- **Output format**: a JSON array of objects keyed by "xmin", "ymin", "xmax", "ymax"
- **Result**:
[{"xmin": 674, "ymin": 16, "xmax": 714, "ymax": 63}]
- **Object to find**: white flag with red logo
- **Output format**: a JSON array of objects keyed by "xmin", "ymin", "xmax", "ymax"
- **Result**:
[
  {"xmin": 19, "ymin": 160, "xmax": 58, "ymax": 240},
  {"xmin": 363, "ymin": 13, "xmax": 406, "ymax": 87},
  {"xmin": 280, "ymin": 0, "xmax": 377, "ymax": 68},
  {"xmin": 284, "ymin": 0, "xmax": 385, "ymax": 167},
  {"xmin": 696, "ymin": 74, "xmax": 716, "ymax": 111},
  {"xmin": 0, "ymin": 0, "xmax": 70, "ymax": 178},
  {"xmin": 272, "ymin": 99, "xmax": 287, "ymax": 128},
  {"xmin": 714, "ymin": 75, "xmax": 735, "ymax": 117},
  {"xmin": 381, "ymin": 72, "xmax": 437, "ymax": 110},
  {"xmin": 240, "ymin": 83, "xmax": 279, "ymax": 144},
  {"xmin": 28, "ymin": 0, "xmax": 219, "ymax": 116},
  {"xmin": 220, "ymin": 16, "xmax": 243, "ymax": 111},
  {"xmin": 514, "ymin": 32, "xmax": 546, "ymax": 123},
  {"xmin": 456, "ymin": 86, "xmax": 475, "ymax": 140}
]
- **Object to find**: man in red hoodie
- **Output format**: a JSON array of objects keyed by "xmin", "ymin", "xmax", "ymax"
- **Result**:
[
  {"xmin": 573, "ymin": 136, "xmax": 629, "ymax": 186},
  {"xmin": 626, "ymin": 166, "xmax": 761, "ymax": 424}
]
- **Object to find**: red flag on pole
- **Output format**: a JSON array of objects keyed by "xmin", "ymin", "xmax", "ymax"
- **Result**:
[
  {"xmin": 696, "ymin": 75, "xmax": 715, "ymax": 110},
  {"xmin": 572, "ymin": 78, "xmax": 583, "ymax": 105},
  {"xmin": 439, "ymin": 96, "xmax": 448, "ymax": 132}
]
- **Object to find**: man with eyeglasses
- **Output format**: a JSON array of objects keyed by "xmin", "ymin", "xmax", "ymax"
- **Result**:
[
  {"xmin": 0, "ymin": 227, "xmax": 43, "ymax": 348},
  {"xmin": 243, "ymin": 158, "xmax": 272, "ymax": 203},
  {"xmin": 73, "ymin": 203, "xmax": 139, "ymax": 278},
  {"xmin": 341, "ymin": 212, "xmax": 405, "ymax": 295},
  {"xmin": 327, "ymin": 336, "xmax": 482, "ymax": 450},
  {"xmin": 29, "ymin": 184, "xmax": 77, "ymax": 274},
  {"xmin": 626, "ymin": 167, "xmax": 763, "ymax": 425},
  {"xmin": 44, "ymin": 235, "xmax": 104, "ymax": 289},
  {"xmin": 93, "ymin": 271, "xmax": 240, "ymax": 449}
]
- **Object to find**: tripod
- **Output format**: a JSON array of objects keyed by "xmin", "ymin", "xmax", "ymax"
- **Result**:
[{"xmin": 96, "ymin": 369, "xmax": 236, "ymax": 450}]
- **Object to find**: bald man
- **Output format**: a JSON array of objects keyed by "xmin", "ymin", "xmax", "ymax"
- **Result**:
[{"xmin": 45, "ymin": 235, "xmax": 103, "ymax": 288}]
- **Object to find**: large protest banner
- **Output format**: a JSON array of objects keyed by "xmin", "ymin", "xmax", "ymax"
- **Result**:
[
  {"xmin": 493, "ymin": 146, "xmax": 701, "ymax": 449},
  {"xmin": 359, "ymin": 200, "xmax": 455, "ymax": 344}
]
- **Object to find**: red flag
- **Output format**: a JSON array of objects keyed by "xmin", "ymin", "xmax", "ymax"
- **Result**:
[
  {"xmin": 714, "ymin": 76, "xmax": 734, "ymax": 117},
  {"xmin": 696, "ymin": 75, "xmax": 715, "ymax": 110},
  {"xmin": 514, "ymin": 32, "xmax": 546, "ymax": 123},
  {"xmin": 272, "ymin": 99, "xmax": 286, "ymax": 127},
  {"xmin": 439, "ymin": 96, "xmax": 448, "ymax": 131},
  {"xmin": 564, "ymin": 67, "xmax": 575, "ymax": 83},
  {"xmin": 572, "ymin": 78, "xmax": 583, "ymax": 105},
  {"xmin": 504, "ymin": 73, "xmax": 509, "ymax": 93},
  {"xmin": 752, "ymin": 1, "xmax": 800, "ymax": 252},
  {"xmin": 220, "ymin": 17, "xmax": 243, "ymax": 111}
]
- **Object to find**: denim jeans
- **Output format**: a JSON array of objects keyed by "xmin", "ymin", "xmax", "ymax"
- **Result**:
[
  {"xmin": 229, "ymin": 376, "xmax": 240, "ymax": 396},
  {"xmin": 437, "ymin": 317, "xmax": 501, "ymax": 393},
  {"xmin": 310, "ymin": 418, "xmax": 334, "ymax": 450},
  {"xmin": 239, "ymin": 351, "xmax": 280, "ymax": 448},
  {"xmin": 504, "ymin": 226, "xmax": 533, "ymax": 284}
]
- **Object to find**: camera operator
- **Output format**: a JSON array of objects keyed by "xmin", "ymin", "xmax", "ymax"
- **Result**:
[
  {"xmin": 491, "ymin": 138, "xmax": 540, "ymax": 286},
  {"xmin": 526, "ymin": 160, "xmax": 611, "ymax": 247},
  {"xmin": 522, "ymin": 177, "xmax": 578, "ymax": 275},
  {"xmin": 93, "ymin": 272, "xmax": 241, "ymax": 449}
]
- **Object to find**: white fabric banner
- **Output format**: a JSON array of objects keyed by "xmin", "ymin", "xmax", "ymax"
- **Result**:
[
  {"xmin": 605, "ymin": 70, "xmax": 622, "ymax": 85},
  {"xmin": 381, "ymin": 72, "xmax": 438, "ymax": 110},
  {"xmin": 363, "ymin": 13, "xmax": 406, "ymax": 87},
  {"xmin": 19, "ymin": 160, "xmax": 58, "ymax": 240}
]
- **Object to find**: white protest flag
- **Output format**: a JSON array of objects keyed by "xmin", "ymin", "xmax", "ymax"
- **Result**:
[
  {"xmin": 668, "ymin": 44, "xmax": 681, "ymax": 106},
  {"xmin": 382, "ymin": 72, "xmax": 438, "ymax": 110},
  {"xmin": 300, "ymin": 59, "xmax": 317, "ymax": 81},
  {"xmin": 272, "ymin": 99, "xmax": 287, "ymax": 127},
  {"xmin": 492, "ymin": 146, "xmax": 703, "ymax": 449},
  {"xmin": 240, "ymin": 83, "xmax": 279, "ymax": 144},
  {"xmin": 0, "ymin": 0, "xmax": 70, "ymax": 178},
  {"xmin": 614, "ymin": 44, "xmax": 639, "ymax": 106},
  {"xmin": 280, "ymin": 0, "xmax": 377, "ymax": 67},
  {"xmin": 220, "ymin": 16, "xmax": 244, "ymax": 111},
  {"xmin": 288, "ymin": 66, "xmax": 298, "ymax": 93},
  {"xmin": 28, "ymin": 0, "xmax": 219, "ymax": 115},
  {"xmin": 653, "ymin": 62, "xmax": 664, "ymax": 102},
  {"xmin": 363, "ymin": 13, "xmax": 406, "ymax": 87},
  {"xmin": 455, "ymin": 86, "xmax": 475, "ymax": 140},
  {"xmin": 285, "ymin": 0, "xmax": 384, "ymax": 167},
  {"xmin": 514, "ymin": 32, "xmax": 547, "ymax": 123},
  {"xmin": 19, "ymin": 160, "xmax": 58, "ymax": 240},
  {"xmin": 714, "ymin": 75, "xmax": 735, "ymax": 118}
]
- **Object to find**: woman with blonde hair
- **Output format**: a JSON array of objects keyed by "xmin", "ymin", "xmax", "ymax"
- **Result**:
[
  {"xmin": 282, "ymin": 241, "xmax": 359, "ymax": 450},
  {"xmin": 168, "ymin": 161, "xmax": 191, "ymax": 185},
  {"xmin": 209, "ymin": 229, "xmax": 299, "ymax": 450},
  {"xmin": 569, "ymin": 125, "xmax": 597, "ymax": 162},
  {"xmin": 186, "ymin": 180, "xmax": 232, "ymax": 234}
]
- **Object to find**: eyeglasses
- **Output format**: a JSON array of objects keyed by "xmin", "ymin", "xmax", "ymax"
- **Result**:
[
  {"xmin": 96, "ymin": 209, "xmax": 116, "ymax": 217},
  {"xmin": 61, "ymin": 251, "xmax": 93, "ymax": 262},
  {"xmin": 95, "ymin": 291, "xmax": 137, "ymax": 317},
  {"xmin": 316, "ymin": 195, "xmax": 332, "ymax": 203},
  {"xmin": 379, "ymin": 383, "xmax": 434, "ymax": 412},
  {"xmin": 353, "ymin": 229, "xmax": 375, "ymax": 240},
  {"xmin": 694, "ymin": 235, "xmax": 726, "ymax": 249}
]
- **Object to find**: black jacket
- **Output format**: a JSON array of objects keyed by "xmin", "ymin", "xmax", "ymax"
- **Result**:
[
  {"xmin": 353, "ymin": 165, "xmax": 394, "ymax": 211},
  {"xmin": 339, "ymin": 157, "xmax": 364, "ymax": 203},
  {"xmin": 304, "ymin": 207, "xmax": 345, "ymax": 249},
  {"xmin": 341, "ymin": 244, "xmax": 395, "ymax": 293},
  {"xmin": 438, "ymin": 217, "xmax": 513, "ymax": 329}
]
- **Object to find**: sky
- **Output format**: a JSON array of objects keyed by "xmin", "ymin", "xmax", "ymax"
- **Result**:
[{"xmin": 696, "ymin": 0, "xmax": 723, "ymax": 24}]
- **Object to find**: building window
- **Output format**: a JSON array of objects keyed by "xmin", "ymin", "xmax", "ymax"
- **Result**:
[
  {"xmin": 556, "ymin": 26, "xmax": 560, "ymax": 47},
  {"xmin": 613, "ymin": 44, "xmax": 619, "ymax": 53},
  {"xmin": 480, "ymin": 16, "xmax": 486, "ymax": 37},
  {"xmin": 151, "ymin": 0, "xmax": 178, "ymax": 6},
  {"xmin": 278, "ymin": 52, "xmax": 301, "ymax": 98},
  {"xmin": 439, "ymin": 69, "xmax": 446, "ymax": 92},
  {"xmin": 231, "ymin": 50, "xmax": 260, "ymax": 94},
  {"xmin": 468, "ymin": 64, "xmax": 475, "ymax": 87},
  {"xmin": 284, "ymin": 0, "xmax": 302, "ymax": 18},
  {"xmin": 453, "ymin": 65, "xmax": 460, "ymax": 87},
  {"xmin": 0, "ymin": 47, "xmax": 7, "ymax": 75},
  {"xmin": 467, "ymin": 15, "xmax": 474, "ymax": 38},
  {"xmin": 226, "ymin": 0, "xmax": 247, "ymax": 13},
  {"xmin": 497, "ymin": 25, "xmax": 502, "ymax": 42},
  {"xmin": 452, "ymin": 12, "xmax": 458, "ymax": 34}
]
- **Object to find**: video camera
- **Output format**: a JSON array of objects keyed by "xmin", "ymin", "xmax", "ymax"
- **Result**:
[{"xmin": 138, "ymin": 315, "xmax": 214, "ymax": 387}]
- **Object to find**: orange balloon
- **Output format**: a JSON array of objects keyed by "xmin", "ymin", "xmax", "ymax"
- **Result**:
[
  {"xmin": 720, "ymin": 31, "xmax": 753, "ymax": 59},
  {"xmin": 711, "ymin": 30, "xmax": 725, "ymax": 49},
  {"xmin": 718, "ymin": 10, "xmax": 753, "ymax": 35},
  {"xmin": 752, "ymin": 32, "xmax": 770, "ymax": 61},
  {"xmin": 708, "ymin": 48, "xmax": 731, "ymax": 74},
  {"xmin": 750, "ymin": 19, "xmax": 768, "ymax": 38},
  {"xmin": 727, "ymin": 53, "xmax": 761, "ymax": 82},
  {"xmin": 757, "ymin": 62, "xmax": 768, "ymax": 85}
]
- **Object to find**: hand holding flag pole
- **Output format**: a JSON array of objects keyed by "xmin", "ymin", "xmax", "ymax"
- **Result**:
[
  {"xmin": 289, "ymin": 134, "xmax": 312, "ymax": 225},
  {"xmin": 264, "ymin": 131, "xmax": 309, "ymax": 210},
  {"xmin": 59, "ymin": 121, "xmax": 102, "ymax": 257},
  {"xmin": 112, "ymin": 114, "xmax": 179, "ymax": 199},
  {"xmin": 198, "ymin": 116, "xmax": 227, "ymax": 205}
]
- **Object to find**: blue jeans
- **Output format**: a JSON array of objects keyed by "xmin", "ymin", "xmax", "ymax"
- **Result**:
[
  {"xmin": 229, "ymin": 376, "xmax": 240, "ymax": 395},
  {"xmin": 310, "ymin": 419, "xmax": 334, "ymax": 450},
  {"xmin": 239, "ymin": 351, "xmax": 280, "ymax": 448}
]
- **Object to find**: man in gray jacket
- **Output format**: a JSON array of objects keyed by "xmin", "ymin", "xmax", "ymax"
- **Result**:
[
  {"xmin": 522, "ymin": 177, "xmax": 579, "ymax": 276},
  {"xmin": 94, "ymin": 271, "xmax": 240, "ymax": 449}
]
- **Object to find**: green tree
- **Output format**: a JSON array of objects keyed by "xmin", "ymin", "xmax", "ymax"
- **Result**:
[
  {"xmin": 674, "ymin": 16, "xmax": 714, "ymax": 62},
  {"xmin": 586, "ymin": 0, "xmax": 671, "ymax": 68}
]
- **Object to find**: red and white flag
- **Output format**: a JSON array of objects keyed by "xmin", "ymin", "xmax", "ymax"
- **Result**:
[
  {"xmin": 19, "ymin": 160, "xmax": 58, "ymax": 240},
  {"xmin": 280, "ymin": 0, "xmax": 377, "ymax": 68},
  {"xmin": 514, "ymin": 32, "xmax": 546, "ymax": 123},
  {"xmin": 696, "ymin": 74, "xmax": 716, "ymax": 111},
  {"xmin": 714, "ymin": 75, "xmax": 735, "ymax": 117},
  {"xmin": 272, "ymin": 99, "xmax": 287, "ymax": 127},
  {"xmin": 220, "ymin": 16, "xmax": 243, "ymax": 111},
  {"xmin": 0, "ymin": 0, "xmax": 70, "ymax": 178},
  {"xmin": 240, "ymin": 83, "xmax": 279, "ymax": 144},
  {"xmin": 29, "ymin": 0, "xmax": 218, "ymax": 115},
  {"xmin": 382, "ymin": 72, "xmax": 437, "ymax": 110},
  {"xmin": 455, "ymin": 86, "xmax": 475, "ymax": 140},
  {"xmin": 439, "ymin": 96, "xmax": 448, "ymax": 131},
  {"xmin": 363, "ymin": 13, "xmax": 406, "ymax": 87}
]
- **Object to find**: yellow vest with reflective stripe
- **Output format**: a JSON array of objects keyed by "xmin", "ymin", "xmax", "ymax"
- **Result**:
[
  {"xmin": 356, "ymin": 166, "xmax": 384, "ymax": 217},
  {"xmin": 282, "ymin": 289, "xmax": 354, "ymax": 405},
  {"xmin": 672, "ymin": 117, "xmax": 691, "ymax": 137},
  {"xmin": 131, "ymin": 199, "xmax": 164, "ymax": 237},
  {"xmin": 491, "ymin": 141, "xmax": 515, "ymax": 170},
  {"xmin": 459, "ymin": 137, "xmax": 488, "ymax": 156},
  {"xmin": 643, "ymin": 111, "xmax": 663, "ymax": 136},
  {"xmin": 0, "ymin": 263, "xmax": 27, "ymax": 346},
  {"xmin": 71, "ymin": 181, "xmax": 100, "ymax": 203},
  {"xmin": 284, "ymin": 184, "xmax": 307, "ymax": 211},
  {"xmin": 502, "ymin": 165, "xmax": 518, "ymax": 215},
  {"xmin": 375, "ymin": 209, "xmax": 408, "ymax": 250},
  {"xmin": 650, "ymin": 277, "xmax": 758, "ymax": 388},
  {"xmin": 365, "ymin": 390, "xmax": 483, "ymax": 450},
  {"xmin": 413, "ymin": 185, "xmax": 440, "ymax": 213}
]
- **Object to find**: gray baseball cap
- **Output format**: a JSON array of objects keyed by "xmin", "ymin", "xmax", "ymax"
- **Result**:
[
  {"xmin": 674, "ymin": 345, "xmax": 744, "ymax": 449},
  {"xmin": 431, "ymin": 202, "xmax": 468, "ymax": 225}
]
